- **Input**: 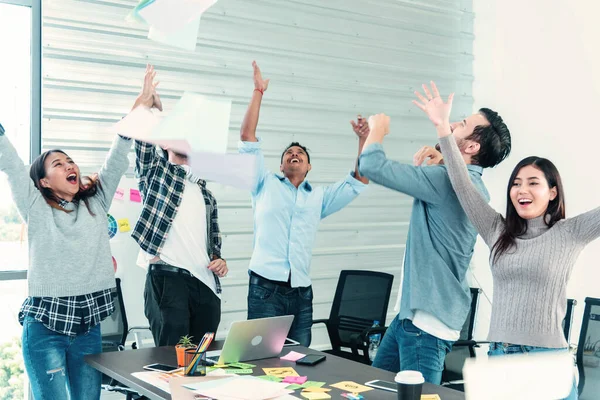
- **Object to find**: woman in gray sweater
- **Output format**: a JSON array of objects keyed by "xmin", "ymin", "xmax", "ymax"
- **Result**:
[
  {"xmin": 0, "ymin": 65, "xmax": 161, "ymax": 400},
  {"xmin": 401, "ymin": 82, "xmax": 595, "ymax": 399}
]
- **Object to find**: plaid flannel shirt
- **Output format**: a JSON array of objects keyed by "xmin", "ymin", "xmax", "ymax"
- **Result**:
[
  {"xmin": 131, "ymin": 140, "xmax": 222, "ymax": 293},
  {"xmin": 18, "ymin": 289, "xmax": 114, "ymax": 336}
]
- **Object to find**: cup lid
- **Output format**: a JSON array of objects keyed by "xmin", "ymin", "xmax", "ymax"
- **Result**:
[{"xmin": 395, "ymin": 370, "xmax": 425, "ymax": 385}]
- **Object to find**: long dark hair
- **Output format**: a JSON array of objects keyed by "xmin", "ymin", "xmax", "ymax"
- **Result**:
[
  {"xmin": 30, "ymin": 149, "xmax": 99, "ymax": 216},
  {"xmin": 492, "ymin": 156, "xmax": 565, "ymax": 262}
]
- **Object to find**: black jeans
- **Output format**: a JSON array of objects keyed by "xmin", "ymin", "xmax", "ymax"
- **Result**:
[{"xmin": 144, "ymin": 267, "xmax": 221, "ymax": 346}]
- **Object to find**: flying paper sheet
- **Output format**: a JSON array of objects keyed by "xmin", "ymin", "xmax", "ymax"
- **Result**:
[
  {"xmin": 126, "ymin": 0, "xmax": 155, "ymax": 24},
  {"xmin": 189, "ymin": 151, "xmax": 257, "ymax": 190},
  {"xmin": 463, "ymin": 351, "xmax": 573, "ymax": 400},
  {"xmin": 138, "ymin": 0, "xmax": 218, "ymax": 34},
  {"xmin": 148, "ymin": 16, "xmax": 201, "ymax": 51},
  {"xmin": 111, "ymin": 93, "xmax": 231, "ymax": 156}
]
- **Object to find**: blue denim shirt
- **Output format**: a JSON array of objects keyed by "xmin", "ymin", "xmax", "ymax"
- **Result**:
[
  {"xmin": 239, "ymin": 139, "xmax": 367, "ymax": 288},
  {"xmin": 359, "ymin": 143, "xmax": 489, "ymax": 330}
]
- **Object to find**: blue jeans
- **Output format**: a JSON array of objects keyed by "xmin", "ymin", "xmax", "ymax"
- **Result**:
[
  {"xmin": 247, "ymin": 278, "xmax": 313, "ymax": 347},
  {"xmin": 488, "ymin": 342, "xmax": 578, "ymax": 400},
  {"xmin": 22, "ymin": 316, "xmax": 102, "ymax": 400},
  {"xmin": 372, "ymin": 317, "xmax": 454, "ymax": 384}
]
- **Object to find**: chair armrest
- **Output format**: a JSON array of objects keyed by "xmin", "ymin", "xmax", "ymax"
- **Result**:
[
  {"xmin": 312, "ymin": 319, "xmax": 328, "ymax": 327},
  {"xmin": 128, "ymin": 326, "xmax": 151, "ymax": 333},
  {"xmin": 453, "ymin": 339, "xmax": 490, "ymax": 348}
]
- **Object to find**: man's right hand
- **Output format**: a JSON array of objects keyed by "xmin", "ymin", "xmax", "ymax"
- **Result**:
[
  {"xmin": 413, "ymin": 145, "xmax": 443, "ymax": 166},
  {"xmin": 367, "ymin": 113, "xmax": 390, "ymax": 137},
  {"xmin": 132, "ymin": 64, "xmax": 162, "ymax": 111},
  {"xmin": 252, "ymin": 61, "xmax": 270, "ymax": 93}
]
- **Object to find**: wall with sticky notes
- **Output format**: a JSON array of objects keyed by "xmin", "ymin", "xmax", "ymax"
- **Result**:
[{"xmin": 42, "ymin": 0, "xmax": 477, "ymax": 350}]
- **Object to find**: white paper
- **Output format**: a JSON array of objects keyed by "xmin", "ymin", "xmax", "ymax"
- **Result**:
[
  {"xmin": 154, "ymin": 92, "xmax": 231, "ymax": 154},
  {"xmin": 131, "ymin": 371, "xmax": 172, "ymax": 393},
  {"xmin": 148, "ymin": 15, "xmax": 201, "ymax": 51},
  {"xmin": 192, "ymin": 376, "xmax": 292, "ymax": 400},
  {"xmin": 463, "ymin": 351, "xmax": 574, "ymax": 400},
  {"xmin": 111, "ymin": 93, "xmax": 231, "ymax": 156},
  {"xmin": 189, "ymin": 151, "xmax": 257, "ymax": 190},
  {"xmin": 139, "ymin": 0, "xmax": 218, "ymax": 34}
]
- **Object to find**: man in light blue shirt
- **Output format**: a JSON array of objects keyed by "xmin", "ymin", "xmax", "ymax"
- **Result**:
[
  {"xmin": 358, "ymin": 110, "xmax": 511, "ymax": 384},
  {"xmin": 238, "ymin": 62, "xmax": 368, "ymax": 346}
]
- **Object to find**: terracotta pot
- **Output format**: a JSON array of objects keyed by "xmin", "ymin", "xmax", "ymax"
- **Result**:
[{"xmin": 176, "ymin": 345, "xmax": 196, "ymax": 367}]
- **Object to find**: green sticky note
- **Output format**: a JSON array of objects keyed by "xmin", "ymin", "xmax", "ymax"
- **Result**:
[
  {"xmin": 302, "ymin": 381, "xmax": 326, "ymax": 388},
  {"xmin": 257, "ymin": 375, "xmax": 283, "ymax": 382},
  {"xmin": 223, "ymin": 368, "xmax": 253, "ymax": 374},
  {"xmin": 229, "ymin": 362, "xmax": 256, "ymax": 369},
  {"xmin": 286, "ymin": 384, "xmax": 304, "ymax": 390}
]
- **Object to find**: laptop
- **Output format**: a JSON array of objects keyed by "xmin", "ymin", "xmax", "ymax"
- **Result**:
[{"xmin": 207, "ymin": 315, "xmax": 295, "ymax": 364}]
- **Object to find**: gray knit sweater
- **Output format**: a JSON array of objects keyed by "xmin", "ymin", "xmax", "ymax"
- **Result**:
[
  {"xmin": 440, "ymin": 135, "xmax": 600, "ymax": 348},
  {"xmin": 0, "ymin": 126, "xmax": 131, "ymax": 297}
]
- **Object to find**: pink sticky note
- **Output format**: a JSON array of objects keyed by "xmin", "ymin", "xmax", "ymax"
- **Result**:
[
  {"xmin": 114, "ymin": 188, "xmax": 124, "ymax": 200},
  {"xmin": 280, "ymin": 351, "xmax": 307, "ymax": 362},
  {"xmin": 283, "ymin": 376, "xmax": 308, "ymax": 384},
  {"xmin": 130, "ymin": 189, "xmax": 142, "ymax": 203}
]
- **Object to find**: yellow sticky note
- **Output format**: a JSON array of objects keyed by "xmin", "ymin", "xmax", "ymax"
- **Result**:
[
  {"xmin": 302, "ymin": 387, "xmax": 331, "ymax": 393},
  {"xmin": 117, "ymin": 218, "xmax": 131, "ymax": 232},
  {"xmin": 421, "ymin": 396, "xmax": 441, "ymax": 400},
  {"xmin": 262, "ymin": 367, "xmax": 299, "ymax": 378},
  {"xmin": 301, "ymin": 392, "xmax": 331, "ymax": 400},
  {"xmin": 330, "ymin": 381, "xmax": 373, "ymax": 394}
]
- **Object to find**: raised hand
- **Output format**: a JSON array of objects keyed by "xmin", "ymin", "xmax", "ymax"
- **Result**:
[
  {"xmin": 252, "ymin": 61, "xmax": 270, "ymax": 93},
  {"xmin": 413, "ymin": 145, "xmax": 443, "ymax": 166},
  {"xmin": 350, "ymin": 115, "xmax": 370, "ymax": 140},
  {"xmin": 132, "ymin": 64, "xmax": 161, "ymax": 111},
  {"xmin": 412, "ymin": 81, "xmax": 454, "ymax": 127},
  {"xmin": 367, "ymin": 113, "xmax": 390, "ymax": 137}
]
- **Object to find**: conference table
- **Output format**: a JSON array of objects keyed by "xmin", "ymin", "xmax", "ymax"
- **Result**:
[{"xmin": 86, "ymin": 342, "xmax": 465, "ymax": 400}]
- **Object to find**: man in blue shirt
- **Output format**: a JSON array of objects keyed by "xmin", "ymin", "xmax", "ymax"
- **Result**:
[
  {"xmin": 358, "ymin": 109, "xmax": 511, "ymax": 384},
  {"xmin": 238, "ymin": 61, "xmax": 369, "ymax": 346}
]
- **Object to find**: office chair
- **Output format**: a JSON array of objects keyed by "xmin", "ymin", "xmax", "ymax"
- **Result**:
[
  {"xmin": 576, "ymin": 297, "xmax": 600, "ymax": 399},
  {"xmin": 312, "ymin": 270, "xmax": 394, "ymax": 365}
]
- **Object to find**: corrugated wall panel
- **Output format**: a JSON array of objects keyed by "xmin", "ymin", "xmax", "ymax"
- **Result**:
[{"xmin": 42, "ymin": 0, "xmax": 474, "ymax": 349}]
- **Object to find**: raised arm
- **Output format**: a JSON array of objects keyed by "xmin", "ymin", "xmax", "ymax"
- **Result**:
[
  {"xmin": 0, "ymin": 124, "xmax": 41, "ymax": 221},
  {"xmin": 564, "ymin": 206, "xmax": 600, "ymax": 245},
  {"xmin": 413, "ymin": 82, "xmax": 503, "ymax": 244},
  {"xmin": 240, "ymin": 61, "xmax": 269, "ymax": 143}
]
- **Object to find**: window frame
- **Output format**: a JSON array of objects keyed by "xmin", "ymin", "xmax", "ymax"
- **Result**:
[{"xmin": 0, "ymin": 0, "xmax": 41, "ymax": 279}]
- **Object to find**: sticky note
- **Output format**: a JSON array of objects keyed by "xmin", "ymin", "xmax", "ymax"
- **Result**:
[
  {"xmin": 303, "ymin": 387, "xmax": 331, "ymax": 393},
  {"xmin": 330, "ymin": 381, "xmax": 373, "ymax": 394},
  {"xmin": 130, "ymin": 189, "xmax": 142, "ymax": 202},
  {"xmin": 229, "ymin": 362, "xmax": 256, "ymax": 369},
  {"xmin": 301, "ymin": 382, "xmax": 326, "ymax": 389},
  {"xmin": 280, "ymin": 351, "xmax": 306, "ymax": 362},
  {"xmin": 286, "ymin": 384, "xmax": 304, "ymax": 390},
  {"xmin": 222, "ymin": 368, "xmax": 253, "ymax": 374},
  {"xmin": 283, "ymin": 376, "xmax": 308, "ymax": 384},
  {"xmin": 263, "ymin": 367, "xmax": 299, "ymax": 378},
  {"xmin": 117, "ymin": 218, "xmax": 131, "ymax": 232},
  {"xmin": 114, "ymin": 188, "xmax": 124, "ymax": 200},
  {"xmin": 256, "ymin": 375, "xmax": 283, "ymax": 382},
  {"xmin": 301, "ymin": 392, "xmax": 331, "ymax": 400},
  {"xmin": 421, "ymin": 395, "xmax": 441, "ymax": 400}
]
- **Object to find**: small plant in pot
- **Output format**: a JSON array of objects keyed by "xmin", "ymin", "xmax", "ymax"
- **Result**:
[{"xmin": 176, "ymin": 335, "xmax": 196, "ymax": 367}]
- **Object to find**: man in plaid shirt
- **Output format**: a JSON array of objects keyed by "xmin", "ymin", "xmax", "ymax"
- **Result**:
[{"xmin": 131, "ymin": 66, "xmax": 228, "ymax": 347}]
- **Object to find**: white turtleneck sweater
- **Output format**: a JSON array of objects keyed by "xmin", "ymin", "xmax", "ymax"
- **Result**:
[{"xmin": 439, "ymin": 135, "xmax": 600, "ymax": 348}]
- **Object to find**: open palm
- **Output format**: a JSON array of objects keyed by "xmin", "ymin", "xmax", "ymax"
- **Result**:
[
  {"xmin": 412, "ymin": 81, "xmax": 453, "ymax": 127},
  {"xmin": 252, "ymin": 61, "xmax": 270, "ymax": 92}
]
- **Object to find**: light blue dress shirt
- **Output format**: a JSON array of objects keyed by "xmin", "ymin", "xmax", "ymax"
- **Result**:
[{"xmin": 239, "ymin": 139, "xmax": 367, "ymax": 288}]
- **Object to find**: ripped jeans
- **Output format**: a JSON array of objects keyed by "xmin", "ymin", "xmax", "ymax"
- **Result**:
[{"xmin": 22, "ymin": 316, "xmax": 102, "ymax": 400}]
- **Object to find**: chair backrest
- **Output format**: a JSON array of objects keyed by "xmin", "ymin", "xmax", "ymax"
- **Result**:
[
  {"xmin": 100, "ymin": 278, "xmax": 129, "ymax": 351},
  {"xmin": 563, "ymin": 298, "xmax": 577, "ymax": 343},
  {"xmin": 576, "ymin": 297, "xmax": 600, "ymax": 399},
  {"xmin": 442, "ymin": 287, "xmax": 482, "ymax": 384},
  {"xmin": 326, "ymin": 270, "xmax": 394, "ymax": 351}
]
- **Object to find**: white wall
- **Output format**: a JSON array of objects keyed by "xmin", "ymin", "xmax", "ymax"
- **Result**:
[{"xmin": 471, "ymin": 0, "xmax": 600, "ymax": 343}]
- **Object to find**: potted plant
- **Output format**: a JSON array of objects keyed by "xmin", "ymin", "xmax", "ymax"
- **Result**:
[{"xmin": 176, "ymin": 335, "xmax": 196, "ymax": 367}]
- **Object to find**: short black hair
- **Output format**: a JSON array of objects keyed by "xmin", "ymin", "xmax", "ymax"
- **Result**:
[
  {"xmin": 468, "ymin": 108, "xmax": 512, "ymax": 168},
  {"xmin": 281, "ymin": 142, "xmax": 310, "ymax": 164}
]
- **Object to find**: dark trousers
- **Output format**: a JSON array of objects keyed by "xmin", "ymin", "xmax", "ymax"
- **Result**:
[
  {"xmin": 246, "ymin": 272, "xmax": 313, "ymax": 347},
  {"xmin": 144, "ymin": 266, "xmax": 221, "ymax": 346}
]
